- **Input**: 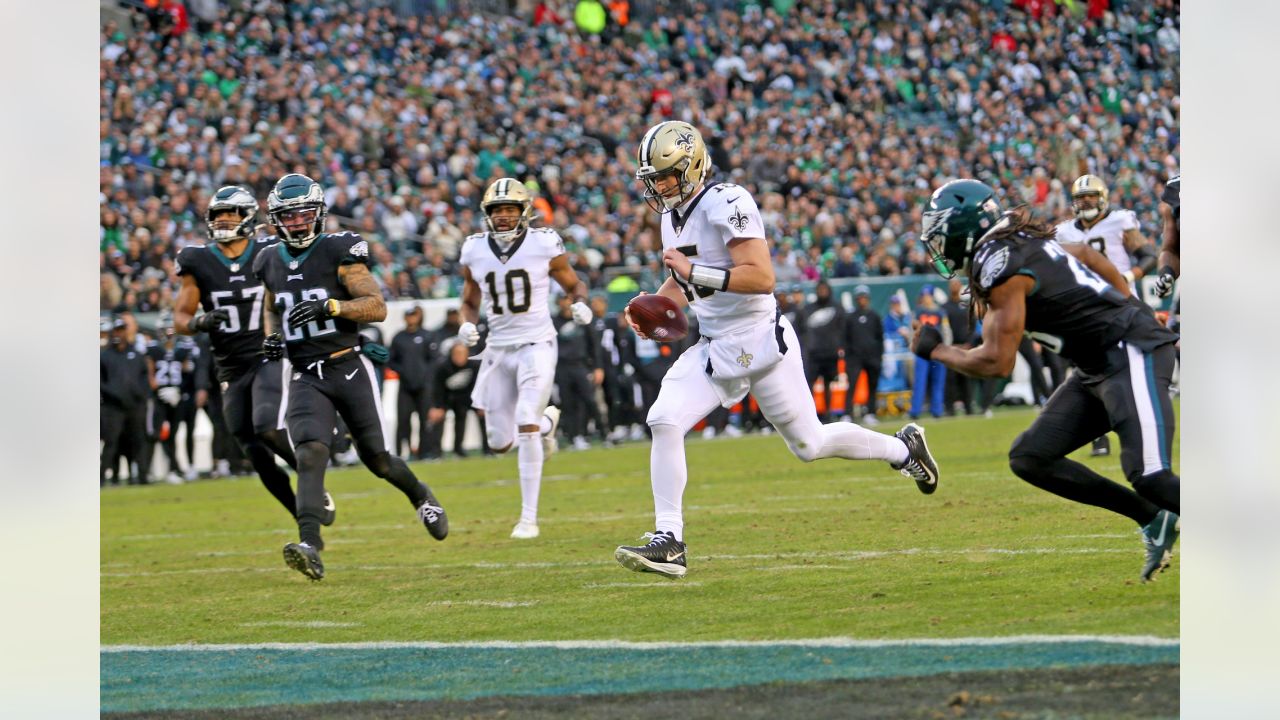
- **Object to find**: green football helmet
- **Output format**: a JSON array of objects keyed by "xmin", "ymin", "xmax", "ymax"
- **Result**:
[
  {"xmin": 267, "ymin": 174, "xmax": 327, "ymax": 249},
  {"xmin": 919, "ymin": 179, "xmax": 1002, "ymax": 278},
  {"xmin": 205, "ymin": 185, "xmax": 259, "ymax": 243}
]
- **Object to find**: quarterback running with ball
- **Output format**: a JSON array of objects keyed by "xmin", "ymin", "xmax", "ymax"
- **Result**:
[{"xmin": 613, "ymin": 121, "xmax": 939, "ymax": 578}]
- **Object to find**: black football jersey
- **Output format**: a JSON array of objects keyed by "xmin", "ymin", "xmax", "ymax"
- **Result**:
[
  {"xmin": 146, "ymin": 341, "xmax": 197, "ymax": 389},
  {"xmin": 972, "ymin": 234, "xmax": 1177, "ymax": 376},
  {"xmin": 1161, "ymin": 175, "xmax": 1180, "ymax": 223},
  {"xmin": 252, "ymin": 232, "xmax": 372, "ymax": 366},
  {"xmin": 176, "ymin": 238, "xmax": 274, "ymax": 382}
]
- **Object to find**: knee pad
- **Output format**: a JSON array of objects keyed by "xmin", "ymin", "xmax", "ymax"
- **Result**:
[
  {"xmin": 487, "ymin": 427, "xmax": 513, "ymax": 453},
  {"xmin": 295, "ymin": 442, "xmax": 329, "ymax": 472},
  {"xmin": 780, "ymin": 423, "xmax": 822, "ymax": 462},
  {"xmin": 1007, "ymin": 453, "xmax": 1043, "ymax": 483}
]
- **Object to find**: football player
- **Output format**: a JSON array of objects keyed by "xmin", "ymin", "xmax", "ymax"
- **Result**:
[
  {"xmin": 1054, "ymin": 174, "xmax": 1156, "ymax": 456},
  {"xmin": 457, "ymin": 178, "xmax": 591, "ymax": 540},
  {"xmin": 145, "ymin": 315, "xmax": 198, "ymax": 484},
  {"xmin": 253, "ymin": 174, "xmax": 447, "ymax": 580},
  {"xmin": 174, "ymin": 186, "xmax": 333, "ymax": 519},
  {"xmin": 1153, "ymin": 175, "xmax": 1180, "ymax": 298},
  {"xmin": 614, "ymin": 121, "xmax": 939, "ymax": 579},
  {"xmin": 914, "ymin": 179, "xmax": 1180, "ymax": 582}
]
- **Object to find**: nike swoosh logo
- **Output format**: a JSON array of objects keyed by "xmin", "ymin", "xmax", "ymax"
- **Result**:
[
  {"xmin": 345, "ymin": 369, "xmax": 358, "ymax": 380},
  {"xmin": 665, "ymin": 550, "xmax": 685, "ymax": 562},
  {"xmin": 1151, "ymin": 515, "xmax": 1168, "ymax": 546},
  {"xmin": 726, "ymin": 196, "xmax": 740, "ymax": 203}
]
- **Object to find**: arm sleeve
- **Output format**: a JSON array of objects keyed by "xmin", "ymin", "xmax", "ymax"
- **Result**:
[{"xmin": 387, "ymin": 335, "xmax": 405, "ymax": 374}]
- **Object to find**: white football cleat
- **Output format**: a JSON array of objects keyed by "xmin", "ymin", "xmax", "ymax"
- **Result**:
[
  {"xmin": 511, "ymin": 520, "xmax": 540, "ymax": 539},
  {"xmin": 541, "ymin": 406, "xmax": 561, "ymax": 456}
]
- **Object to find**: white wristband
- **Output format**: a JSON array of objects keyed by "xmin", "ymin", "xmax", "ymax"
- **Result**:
[
  {"xmin": 688, "ymin": 264, "xmax": 730, "ymax": 292},
  {"xmin": 1122, "ymin": 270, "xmax": 1135, "ymax": 283}
]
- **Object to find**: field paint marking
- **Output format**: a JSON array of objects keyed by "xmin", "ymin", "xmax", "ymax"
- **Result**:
[
  {"xmin": 239, "ymin": 621, "xmax": 362, "ymax": 629},
  {"xmin": 101, "ymin": 546, "xmax": 1134, "ymax": 577},
  {"xmin": 422, "ymin": 600, "xmax": 538, "ymax": 608},
  {"xmin": 101, "ymin": 634, "xmax": 1178, "ymax": 653},
  {"xmin": 583, "ymin": 579, "xmax": 706, "ymax": 586}
]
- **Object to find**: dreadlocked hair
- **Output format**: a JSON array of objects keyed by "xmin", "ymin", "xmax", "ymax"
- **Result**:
[{"xmin": 966, "ymin": 205, "xmax": 1057, "ymax": 321}]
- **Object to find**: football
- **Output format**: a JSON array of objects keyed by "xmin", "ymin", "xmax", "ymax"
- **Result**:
[{"xmin": 627, "ymin": 294, "xmax": 688, "ymax": 342}]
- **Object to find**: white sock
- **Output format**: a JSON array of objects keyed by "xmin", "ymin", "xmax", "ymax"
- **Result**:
[
  {"xmin": 516, "ymin": 431, "xmax": 543, "ymax": 523},
  {"xmin": 649, "ymin": 423, "xmax": 687, "ymax": 541},
  {"xmin": 816, "ymin": 422, "xmax": 909, "ymax": 464},
  {"xmin": 538, "ymin": 415, "xmax": 552, "ymax": 435}
]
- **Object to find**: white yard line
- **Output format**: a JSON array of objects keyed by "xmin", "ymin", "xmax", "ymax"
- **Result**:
[
  {"xmin": 239, "ymin": 621, "xmax": 363, "ymax": 628},
  {"xmin": 102, "ymin": 634, "xmax": 1178, "ymax": 653},
  {"xmin": 101, "ymin": 546, "xmax": 1134, "ymax": 577}
]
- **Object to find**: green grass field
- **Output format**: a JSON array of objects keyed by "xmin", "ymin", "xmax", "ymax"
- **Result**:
[{"xmin": 101, "ymin": 407, "xmax": 1178, "ymax": 647}]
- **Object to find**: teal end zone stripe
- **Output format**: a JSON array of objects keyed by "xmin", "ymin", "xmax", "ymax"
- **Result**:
[
  {"xmin": 100, "ymin": 641, "xmax": 1179, "ymax": 714},
  {"xmin": 1145, "ymin": 353, "xmax": 1170, "ymax": 468}
]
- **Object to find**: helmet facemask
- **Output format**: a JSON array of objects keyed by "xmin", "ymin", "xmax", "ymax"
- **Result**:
[
  {"xmin": 267, "ymin": 174, "xmax": 327, "ymax": 250},
  {"xmin": 635, "ymin": 121, "xmax": 709, "ymax": 214},
  {"xmin": 481, "ymin": 178, "xmax": 534, "ymax": 247},
  {"xmin": 483, "ymin": 203, "xmax": 531, "ymax": 247},
  {"xmin": 205, "ymin": 186, "xmax": 259, "ymax": 244},
  {"xmin": 1072, "ymin": 192, "xmax": 1105, "ymax": 222}
]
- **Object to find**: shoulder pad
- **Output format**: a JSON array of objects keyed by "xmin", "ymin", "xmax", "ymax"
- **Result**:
[{"xmin": 972, "ymin": 240, "xmax": 1015, "ymax": 292}]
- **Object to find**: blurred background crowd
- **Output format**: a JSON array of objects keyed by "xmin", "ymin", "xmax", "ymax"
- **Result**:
[{"xmin": 100, "ymin": 0, "xmax": 1179, "ymax": 312}]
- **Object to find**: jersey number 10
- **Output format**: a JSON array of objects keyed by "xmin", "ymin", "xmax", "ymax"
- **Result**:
[{"xmin": 484, "ymin": 270, "xmax": 532, "ymax": 315}]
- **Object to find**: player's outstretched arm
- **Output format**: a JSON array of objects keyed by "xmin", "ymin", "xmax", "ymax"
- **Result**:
[
  {"xmin": 921, "ymin": 276, "xmax": 1030, "ymax": 378},
  {"xmin": 334, "ymin": 264, "xmax": 387, "ymax": 323},
  {"xmin": 459, "ymin": 267, "xmax": 481, "ymax": 325},
  {"xmin": 549, "ymin": 254, "xmax": 588, "ymax": 301},
  {"xmin": 1061, "ymin": 243, "xmax": 1130, "ymax": 296},
  {"xmin": 173, "ymin": 275, "xmax": 203, "ymax": 335},
  {"xmin": 1157, "ymin": 202, "xmax": 1179, "ymax": 278}
]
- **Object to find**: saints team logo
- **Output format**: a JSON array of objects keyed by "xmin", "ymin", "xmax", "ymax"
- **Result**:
[
  {"xmin": 736, "ymin": 349, "xmax": 753, "ymax": 369},
  {"xmin": 728, "ymin": 207, "xmax": 749, "ymax": 232},
  {"xmin": 675, "ymin": 131, "xmax": 695, "ymax": 152}
]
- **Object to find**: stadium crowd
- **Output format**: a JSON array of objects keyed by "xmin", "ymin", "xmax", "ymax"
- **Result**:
[
  {"xmin": 100, "ymin": 0, "xmax": 1179, "ymax": 482},
  {"xmin": 100, "ymin": 0, "xmax": 1179, "ymax": 311}
]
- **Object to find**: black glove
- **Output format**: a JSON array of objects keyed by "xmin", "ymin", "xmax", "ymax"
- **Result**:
[
  {"xmin": 288, "ymin": 298, "xmax": 334, "ymax": 326},
  {"xmin": 192, "ymin": 308, "xmax": 231, "ymax": 333},
  {"xmin": 912, "ymin": 324, "xmax": 943, "ymax": 360},
  {"xmin": 263, "ymin": 333, "xmax": 285, "ymax": 361},
  {"xmin": 1154, "ymin": 266, "xmax": 1177, "ymax": 298},
  {"xmin": 361, "ymin": 342, "xmax": 390, "ymax": 364}
]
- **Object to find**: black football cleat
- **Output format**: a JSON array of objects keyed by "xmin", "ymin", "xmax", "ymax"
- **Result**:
[
  {"xmin": 1091, "ymin": 435, "xmax": 1111, "ymax": 457},
  {"xmin": 615, "ymin": 531, "xmax": 687, "ymax": 578},
  {"xmin": 321, "ymin": 491, "xmax": 337, "ymax": 526},
  {"xmin": 892, "ymin": 422, "xmax": 939, "ymax": 494},
  {"xmin": 283, "ymin": 542, "xmax": 324, "ymax": 581},
  {"xmin": 1140, "ymin": 510, "xmax": 1180, "ymax": 582},
  {"xmin": 417, "ymin": 489, "xmax": 448, "ymax": 541}
]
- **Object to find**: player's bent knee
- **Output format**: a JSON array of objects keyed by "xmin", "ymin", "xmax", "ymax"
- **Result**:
[
  {"xmin": 295, "ymin": 442, "xmax": 328, "ymax": 471},
  {"xmin": 1007, "ymin": 453, "xmax": 1044, "ymax": 483},
  {"xmin": 364, "ymin": 451, "xmax": 394, "ymax": 478},
  {"xmin": 786, "ymin": 438, "xmax": 821, "ymax": 463},
  {"xmin": 487, "ymin": 428, "xmax": 513, "ymax": 453}
]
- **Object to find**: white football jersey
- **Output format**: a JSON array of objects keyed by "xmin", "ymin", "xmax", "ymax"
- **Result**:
[
  {"xmin": 661, "ymin": 182, "xmax": 776, "ymax": 337},
  {"xmin": 460, "ymin": 227, "xmax": 564, "ymax": 346},
  {"xmin": 1054, "ymin": 209, "xmax": 1139, "ymax": 275}
]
